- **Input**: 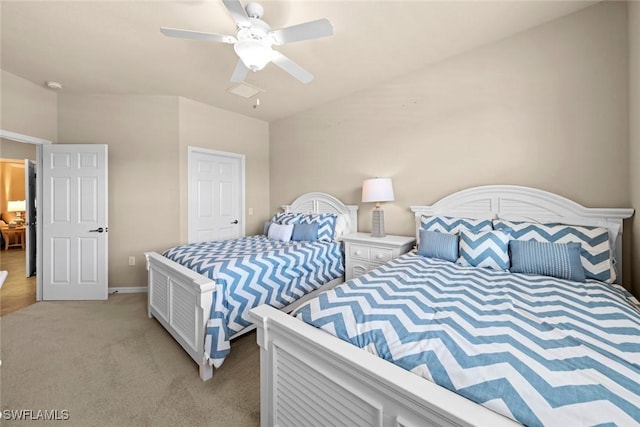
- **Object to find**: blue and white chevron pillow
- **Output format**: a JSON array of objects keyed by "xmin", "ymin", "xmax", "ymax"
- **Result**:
[
  {"xmin": 271, "ymin": 212, "xmax": 304, "ymax": 225},
  {"xmin": 263, "ymin": 221, "xmax": 274, "ymax": 235},
  {"xmin": 300, "ymin": 213, "xmax": 337, "ymax": 241},
  {"xmin": 420, "ymin": 215, "xmax": 493, "ymax": 235},
  {"xmin": 457, "ymin": 229, "xmax": 511, "ymax": 271},
  {"xmin": 510, "ymin": 240, "xmax": 585, "ymax": 282},
  {"xmin": 493, "ymin": 220, "xmax": 614, "ymax": 283}
]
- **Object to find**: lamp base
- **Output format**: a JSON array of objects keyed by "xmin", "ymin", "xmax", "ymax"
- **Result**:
[{"xmin": 371, "ymin": 208, "xmax": 385, "ymax": 238}]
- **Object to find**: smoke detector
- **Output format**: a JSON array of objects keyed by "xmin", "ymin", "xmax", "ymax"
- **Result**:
[{"xmin": 45, "ymin": 81, "xmax": 63, "ymax": 90}]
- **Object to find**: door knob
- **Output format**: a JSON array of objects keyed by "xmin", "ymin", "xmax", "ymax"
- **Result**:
[
  {"xmin": 89, "ymin": 227, "xmax": 104, "ymax": 233},
  {"xmin": 231, "ymin": 220, "xmax": 239, "ymax": 224}
]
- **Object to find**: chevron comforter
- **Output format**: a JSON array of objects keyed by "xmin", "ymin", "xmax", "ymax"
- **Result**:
[
  {"xmin": 295, "ymin": 253, "xmax": 640, "ymax": 426},
  {"xmin": 163, "ymin": 235, "xmax": 344, "ymax": 367}
]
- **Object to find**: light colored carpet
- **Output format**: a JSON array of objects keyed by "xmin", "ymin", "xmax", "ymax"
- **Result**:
[{"xmin": 0, "ymin": 293, "xmax": 260, "ymax": 426}]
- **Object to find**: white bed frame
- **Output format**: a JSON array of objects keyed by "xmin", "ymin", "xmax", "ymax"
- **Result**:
[
  {"xmin": 146, "ymin": 192, "xmax": 358, "ymax": 381},
  {"xmin": 250, "ymin": 185, "xmax": 633, "ymax": 427}
]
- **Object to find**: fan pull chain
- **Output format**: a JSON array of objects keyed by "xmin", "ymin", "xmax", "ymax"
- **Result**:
[{"xmin": 251, "ymin": 71, "xmax": 261, "ymax": 109}]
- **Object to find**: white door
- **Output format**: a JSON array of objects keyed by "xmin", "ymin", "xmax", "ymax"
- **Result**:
[
  {"xmin": 188, "ymin": 147, "xmax": 245, "ymax": 243},
  {"xmin": 42, "ymin": 144, "xmax": 108, "ymax": 300},
  {"xmin": 24, "ymin": 159, "xmax": 36, "ymax": 277}
]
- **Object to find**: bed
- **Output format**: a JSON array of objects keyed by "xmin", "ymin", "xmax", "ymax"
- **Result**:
[
  {"xmin": 145, "ymin": 192, "xmax": 358, "ymax": 381},
  {"xmin": 250, "ymin": 185, "xmax": 637, "ymax": 426}
]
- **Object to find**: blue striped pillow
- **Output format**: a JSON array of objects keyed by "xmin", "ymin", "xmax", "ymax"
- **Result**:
[
  {"xmin": 292, "ymin": 223, "xmax": 319, "ymax": 241},
  {"xmin": 457, "ymin": 229, "xmax": 511, "ymax": 271},
  {"xmin": 300, "ymin": 213, "xmax": 337, "ymax": 241},
  {"xmin": 493, "ymin": 220, "xmax": 614, "ymax": 283},
  {"xmin": 421, "ymin": 215, "xmax": 493, "ymax": 234},
  {"xmin": 510, "ymin": 240, "xmax": 585, "ymax": 282},
  {"xmin": 418, "ymin": 230, "xmax": 458, "ymax": 262}
]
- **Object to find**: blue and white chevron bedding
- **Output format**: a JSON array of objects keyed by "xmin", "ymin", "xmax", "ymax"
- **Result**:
[
  {"xmin": 294, "ymin": 253, "xmax": 640, "ymax": 426},
  {"xmin": 163, "ymin": 235, "xmax": 344, "ymax": 367}
]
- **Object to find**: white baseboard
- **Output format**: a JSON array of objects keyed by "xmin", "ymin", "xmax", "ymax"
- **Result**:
[{"xmin": 108, "ymin": 286, "xmax": 147, "ymax": 294}]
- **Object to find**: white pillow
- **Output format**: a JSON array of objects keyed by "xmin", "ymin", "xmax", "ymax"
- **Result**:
[
  {"xmin": 267, "ymin": 223, "xmax": 294, "ymax": 242},
  {"xmin": 333, "ymin": 213, "xmax": 350, "ymax": 239}
]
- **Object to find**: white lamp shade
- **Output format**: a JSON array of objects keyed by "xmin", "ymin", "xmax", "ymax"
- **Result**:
[
  {"xmin": 362, "ymin": 178, "xmax": 394, "ymax": 203},
  {"xmin": 7, "ymin": 200, "xmax": 26, "ymax": 212}
]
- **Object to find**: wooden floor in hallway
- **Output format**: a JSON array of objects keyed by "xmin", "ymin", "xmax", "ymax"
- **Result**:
[{"xmin": 0, "ymin": 248, "xmax": 36, "ymax": 316}]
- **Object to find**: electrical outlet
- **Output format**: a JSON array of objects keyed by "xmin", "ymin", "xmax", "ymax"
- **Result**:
[
  {"xmin": 128, "ymin": 256, "xmax": 135, "ymax": 266},
  {"xmin": 248, "ymin": 208, "xmax": 254, "ymax": 216}
]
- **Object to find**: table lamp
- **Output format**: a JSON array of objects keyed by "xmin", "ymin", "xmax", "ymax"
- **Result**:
[
  {"xmin": 7, "ymin": 200, "xmax": 26, "ymax": 224},
  {"xmin": 362, "ymin": 178, "xmax": 394, "ymax": 238}
]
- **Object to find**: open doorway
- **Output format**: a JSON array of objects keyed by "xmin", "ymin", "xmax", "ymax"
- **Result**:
[{"xmin": 0, "ymin": 138, "xmax": 37, "ymax": 315}]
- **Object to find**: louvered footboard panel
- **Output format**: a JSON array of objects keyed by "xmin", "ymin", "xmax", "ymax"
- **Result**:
[
  {"xmin": 150, "ymin": 269, "xmax": 169, "ymax": 318},
  {"xmin": 274, "ymin": 344, "xmax": 382, "ymax": 427},
  {"xmin": 171, "ymin": 282, "xmax": 197, "ymax": 348}
]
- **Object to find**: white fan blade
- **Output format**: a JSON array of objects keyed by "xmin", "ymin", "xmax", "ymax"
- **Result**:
[
  {"xmin": 160, "ymin": 27, "xmax": 236, "ymax": 44},
  {"xmin": 230, "ymin": 60, "xmax": 250, "ymax": 83},
  {"xmin": 271, "ymin": 51, "xmax": 314, "ymax": 84},
  {"xmin": 270, "ymin": 18, "xmax": 333, "ymax": 45},
  {"xmin": 222, "ymin": 0, "xmax": 251, "ymax": 28}
]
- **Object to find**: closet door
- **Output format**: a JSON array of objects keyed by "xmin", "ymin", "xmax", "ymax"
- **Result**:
[{"xmin": 188, "ymin": 147, "xmax": 245, "ymax": 243}]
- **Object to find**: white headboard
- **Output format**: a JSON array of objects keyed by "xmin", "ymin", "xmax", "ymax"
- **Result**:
[
  {"xmin": 281, "ymin": 192, "xmax": 358, "ymax": 237},
  {"xmin": 410, "ymin": 185, "xmax": 633, "ymax": 283}
]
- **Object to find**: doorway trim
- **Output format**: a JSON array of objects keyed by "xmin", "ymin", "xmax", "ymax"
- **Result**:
[
  {"xmin": 1, "ymin": 129, "xmax": 52, "ymax": 302},
  {"xmin": 187, "ymin": 146, "xmax": 246, "ymax": 243}
]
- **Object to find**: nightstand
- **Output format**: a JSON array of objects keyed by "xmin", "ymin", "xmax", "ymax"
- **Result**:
[{"xmin": 342, "ymin": 233, "xmax": 416, "ymax": 280}]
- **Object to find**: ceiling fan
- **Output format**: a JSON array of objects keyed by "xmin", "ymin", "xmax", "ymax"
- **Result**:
[{"xmin": 160, "ymin": 0, "xmax": 333, "ymax": 84}]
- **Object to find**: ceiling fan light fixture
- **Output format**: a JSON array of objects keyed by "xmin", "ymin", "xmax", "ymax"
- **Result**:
[
  {"xmin": 161, "ymin": 1, "xmax": 333, "ymax": 83},
  {"xmin": 233, "ymin": 39, "xmax": 273, "ymax": 71}
]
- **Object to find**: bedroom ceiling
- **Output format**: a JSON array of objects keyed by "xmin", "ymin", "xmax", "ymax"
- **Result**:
[{"xmin": 1, "ymin": 1, "xmax": 597, "ymax": 122}]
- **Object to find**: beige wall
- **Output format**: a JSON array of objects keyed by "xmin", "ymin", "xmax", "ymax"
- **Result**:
[
  {"xmin": 57, "ymin": 94, "xmax": 269, "ymax": 288},
  {"xmin": 0, "ymin": 138, "xmax": 37, "ymax": 160},
  {"xmin": 58, "ymin": 94, "xmax": 180, "ymax": 287},
  {"xmin": 177, "ymin": 97, "xmax": 270, "ymax": 239},
  {"xmin": 0, "ymin": 70, "xmax": 57, "ymax": 142},
  {"xmin": 630, "ymin": 1, "xmax": 640, "ymax": 296},
  {"xmin": 271, "ymin": 1, "xmax": 632, "ymax": 286}
]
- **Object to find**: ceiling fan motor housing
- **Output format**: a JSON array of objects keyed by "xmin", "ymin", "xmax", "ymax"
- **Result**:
[{"xmin": 237, "ymin": 18, "xmax": 271, "ymax": 42}]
